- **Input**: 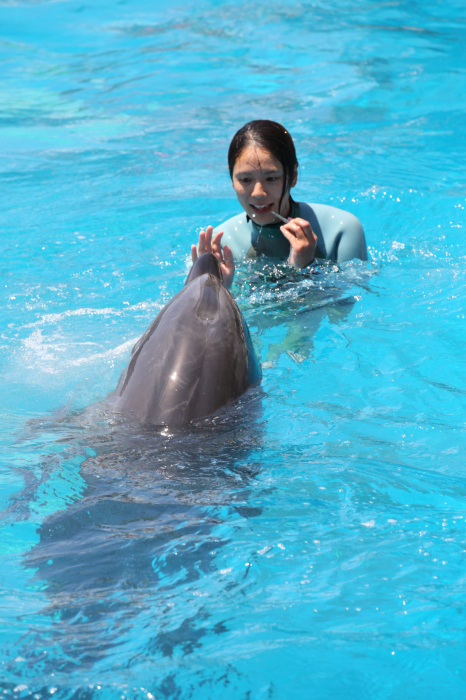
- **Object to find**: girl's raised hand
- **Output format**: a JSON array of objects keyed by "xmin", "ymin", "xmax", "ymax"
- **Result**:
[
  {"xmin": 280, "ymin": 217, "xmax": 317, "ymax": 269},
  {"xmin": 191, "ymin": 225, "xmax": 235, "ymax": 290}
]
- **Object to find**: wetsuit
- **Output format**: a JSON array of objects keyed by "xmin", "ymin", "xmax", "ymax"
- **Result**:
[{"xmin": 214, "ymin": 200, "xmax": 368, "ymax": 263}]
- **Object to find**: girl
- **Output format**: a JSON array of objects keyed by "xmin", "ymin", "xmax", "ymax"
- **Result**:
[{"xmin": 191, "ymin": 120, "xmax": 367, "ymax": 289}]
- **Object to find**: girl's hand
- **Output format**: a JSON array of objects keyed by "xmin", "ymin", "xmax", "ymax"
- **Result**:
[
  {"xmin": 191, "ymin": 225, "xmax": 235, "ymax": 290},
  {"xmin": 280, "ymin": 217, "xmax": 317, "ymax": 269}
]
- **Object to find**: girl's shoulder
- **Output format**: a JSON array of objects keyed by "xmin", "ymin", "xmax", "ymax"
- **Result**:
[
  {"xmin": 214, "ymin": 202, "xmax": 368, "ymax": 262},
  {"xmin": 298, "ymin": 203, "xmax": 368, "ymax": 262}
]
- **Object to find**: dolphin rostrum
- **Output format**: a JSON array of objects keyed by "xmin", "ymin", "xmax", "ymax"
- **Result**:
[{"xmin": 112, "ymin": 253, "xmax": 261, "ymax": 426}]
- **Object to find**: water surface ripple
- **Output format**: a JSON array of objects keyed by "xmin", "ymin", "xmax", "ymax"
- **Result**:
[{"xmin": 1, "ymin": 1, "xmax": 466, "ymax": 698}]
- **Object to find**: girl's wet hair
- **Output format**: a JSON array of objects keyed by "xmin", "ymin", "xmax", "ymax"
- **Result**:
[{"xmin": 228, "ymin": 120, "xmax": 298, "ymax": 212}]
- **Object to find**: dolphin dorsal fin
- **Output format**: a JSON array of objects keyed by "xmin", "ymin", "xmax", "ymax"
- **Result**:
[{"xmin": 185, "ymin": 253, "xmax": 223, "ymax": 285}]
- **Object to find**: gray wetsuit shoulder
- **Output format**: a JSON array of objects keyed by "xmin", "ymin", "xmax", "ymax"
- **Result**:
[{"xmin": 214, "ymin": 202, "xmax": 368, "ymax": 263}]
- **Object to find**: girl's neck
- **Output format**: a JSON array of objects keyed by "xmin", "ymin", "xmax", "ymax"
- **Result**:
[{"xmin": 282, "ymin": 197, "xmax": 291, "ymax": 219}]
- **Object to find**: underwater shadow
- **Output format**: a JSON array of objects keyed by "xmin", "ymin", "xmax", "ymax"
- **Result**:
[
  {"xmin": 236, "ymin": 259, "xmax": 375, "ymax": 365},
  {"xmin": 11, "ymin": 390, "xmax": 265, "ymax": 683}
]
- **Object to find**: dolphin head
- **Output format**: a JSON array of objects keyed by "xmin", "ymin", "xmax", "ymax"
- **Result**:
[
  {"xmin": 185, "ymin": 252, "xmax": 223, "ymax": 285},
  {"xmin": 114, "ymin": 248, "xmax": 261, "ymax": 427}
]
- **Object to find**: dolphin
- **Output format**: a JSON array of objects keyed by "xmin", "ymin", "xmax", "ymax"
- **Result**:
[{"xmin": 112, "ymin": 252, "xmax": 261, "ymax": 426}]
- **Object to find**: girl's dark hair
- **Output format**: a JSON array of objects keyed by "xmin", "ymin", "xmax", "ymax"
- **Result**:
[{"xmin": 228, "ymin": 120, "xmax": 298, "ymax": 212}]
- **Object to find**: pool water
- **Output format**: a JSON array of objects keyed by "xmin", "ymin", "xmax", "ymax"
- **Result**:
[{"xmin": 1, "ymin": 0, "xmax": 466, "ymax": 697}]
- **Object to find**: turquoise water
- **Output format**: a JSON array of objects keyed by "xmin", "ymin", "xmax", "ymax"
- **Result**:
[{"xmin": 1, "ymin": 0, "xmax": 466, "ymax": 697}]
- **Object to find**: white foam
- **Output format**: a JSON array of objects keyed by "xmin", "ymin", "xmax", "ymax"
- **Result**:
[
  {"xmin": 20, "ymin": 329, "xmax": 137, "ymax": 375},
  {"xmin": 20, "ymin": 301, "xmax": 163, "ymax": 330}
]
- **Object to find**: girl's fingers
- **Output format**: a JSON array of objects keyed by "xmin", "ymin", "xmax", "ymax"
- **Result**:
[
  {"xmin": 198, "ymin": 225, "xmax": 214, "ymax": 256},
  {"xmin": 198, "ymin": 230, "xmax": 206, "ymax": 255},
  {"xmin": 280, "ymin": 223, "xmax": 302, "ymax": 241},
  {"xmin": 281, "ymin": 218, "xmax": 316, "ymax": 244},
  {"xmin": 211, "ymin": 231, "xmax": 224, "ymax": 259},
  {"xmin": 194, "ymin": 227, "xmax": 234, "ymax": 283},
  {"xmin": 204, "ymin": 225, "xmax": 214, "ymax": 252},
  {"xmin": 294, "ymin": 218, "xmax": 315, "ymax": 243},
  {"xmin": 221, "ymin": 244, "xmax": 235, "ymax": 290},
  {"xmin": 210, "ymin": 231, "xmax": 235, "ymax": 288},
  {"xmin": 223, "ymin": 244, "xmax": 234, "ymax": 267}
]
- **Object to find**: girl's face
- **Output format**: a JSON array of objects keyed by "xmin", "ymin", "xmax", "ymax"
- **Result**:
[{"xmin": 231, "ymin": 145, "xmax": 297, "ymax": 225}]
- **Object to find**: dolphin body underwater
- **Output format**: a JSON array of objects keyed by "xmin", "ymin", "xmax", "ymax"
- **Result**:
[{"xmin": 112, "ymin": 252, "xmax": 261, "ymax": 427}]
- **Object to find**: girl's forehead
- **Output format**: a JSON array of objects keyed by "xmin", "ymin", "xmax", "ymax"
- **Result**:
[{"xmin": 233, "ymin": 145, "xmax": 282, "ymax": 173}]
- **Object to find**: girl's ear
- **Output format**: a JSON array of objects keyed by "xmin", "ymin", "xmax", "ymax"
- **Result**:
[{"xmin": 291, "ymin": 162, "xmax": 298, "ymax": 188}]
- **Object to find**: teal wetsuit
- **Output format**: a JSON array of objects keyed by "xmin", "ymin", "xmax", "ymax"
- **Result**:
[{"xmin": 214, "ymin": 201, "xmax": 368, "ymax": 263}]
